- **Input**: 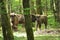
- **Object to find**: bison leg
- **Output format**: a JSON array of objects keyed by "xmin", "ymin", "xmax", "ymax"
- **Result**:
[
  {"xmin": 36, "ymin": 24, "xmax": 38, "ymax": 31},
  {"xmin": 36, "ymin": 22, "xmax": 41, "ymax": 31},
  {"xmin": 22, "ymin": 24, "xmax": 25, "ymax": 29},
  {"xmin": 45, "ymin": 24, "xmax": 47, "ymax": 29},
  {"xmin": 44, "ymin": 22, "xmax": 47, "ymax": 29},
  {"xmin": 39, "ymin": 23, "xmax": 41, "ymax": 30},
  {"xmin": 12, "ymin": 25, "xmax": 18, "ymax": 31},
  {"xmin": 36, "ymin": 22, "xmax": 39, "ymax": 31}
]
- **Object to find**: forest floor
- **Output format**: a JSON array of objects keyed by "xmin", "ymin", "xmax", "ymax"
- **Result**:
[
  {"xmin": 13, "ymin": 29, "xmax": 60, "ymax": 37},
  {"xmin": 0, "ymin": 28, "xmax": 60, "ymax": 37}
]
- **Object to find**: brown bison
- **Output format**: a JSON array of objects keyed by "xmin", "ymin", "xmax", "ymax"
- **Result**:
[
  {"xmin": 10, "ymin": 13, "xmax": 47, "ymax": 31},
  {"xmin": 36, "ymin": 15, "xmax": 47, "ymax": 30},
  {"xmin": 10, "ymin": 14, "xmax": 18, "ymax": 31},
  {"xmin": 10, "ymin": 14, "xmax": 25, "ymax": 31},
  {"xmin": 10, "ymin": 14, "xmax": 37, "ymax": 31}
]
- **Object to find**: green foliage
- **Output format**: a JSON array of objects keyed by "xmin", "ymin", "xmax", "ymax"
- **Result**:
[
  {"xmin": 11, "ymin": 0, "xmax": 20, "ymax": 12},
  {"xmin": 11, "ymin": 0, "xmax": 51, "ymax": 13},
  {"xmin": 47, "ymin": 11, "xmax": 60, "ymax": 29},
  {"xmin": 41, "ymin": 0, "xmax": 50, "ymax": 10}
]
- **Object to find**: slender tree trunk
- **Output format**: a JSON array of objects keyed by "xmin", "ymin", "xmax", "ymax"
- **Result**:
[
  {"xmin": 50, "ymin": 0, "xmax": 60, "ymax": 22},
  {"xmin": 8, "ymin": 0, "xmax": 11, "ymax": 13},
  {"xmin": 44, "ymin": 0, "xmax": 48, "ymax": 15},
  {"xmin": 1, "ymin": 20, "xmax": 7, "ymax": 40},
  {"xmin": 54, "ymin": 0, "xmax": 60, "ymax": 22},
  {"xmin": 0, "ymin": 0, "xmax": 8, "ymax": 40},
  {"xmin": 50, "ymin": 0, "xmax": 56, "ymax": 21},
  {"xmin": 54, "ymin": 0, "xmax": 58, "ymax": 22},
  {"xmin": 23, "ymin": 0, "xmax": 34, "ymax": 40},
  {"xmin": 1, "ymin": 14, "xmax": 14, "ymax": 40},
  {"xmin": 30, "ymin": 0, "xmax": 36, "ymax": 14},
  {"xmin": 36, "ymin": 0, "xmax": 42, "ymax": 15},
  {"xmin": 58, "ymin": 0, "xmax": 60, "ymax": 22},
  {"xmin": 6, "ymin": 0, "xmax": 14, "ymax": 40},
  {"xmin": 0, "ymin": 0, "xmax": 14, "ymax": 40},
  {"xmin": 6, "ymin": 0, "xmax": 12, "ymax": 14},
  {"xmin": 19, "ymin": 0, "xmax": 23, "ymax": 14}
]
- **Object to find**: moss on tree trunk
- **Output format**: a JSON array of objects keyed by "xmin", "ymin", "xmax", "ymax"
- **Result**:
[
  {"xmin": 0, "ymin": 0, "xmax": 14, "ymax": 40},
  {"xmin": 23, "ymin": 0, "xmax": 34, "ymax": 40}
]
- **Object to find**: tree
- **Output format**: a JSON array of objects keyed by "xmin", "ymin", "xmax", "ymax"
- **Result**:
[
  {"xmin": 50, "ymin": 0, "xmax": 58, "ymax": 22},
  {"xmin": 23, "ymin": 0, "xmax": 34, "ymax": 40},
  {"xmin": 44, "ymin": 0, "xmax": 48, "ymax": 15},
  {"xmin": 36, "ymin": 0, "xmax": 42, "ymax": 15},
  {"xmin": 53, "ymin": 0, "xmax": 60, "ymax": 22},
  {"xmin": 19, "ymin": 0, "xmax": 23, "ymax": 14},
  {"xmin": 0, "ymin": 0, "xmax": 14, "ymax": 40},
  {"xmin": 6, "ymin": 0, "xmax": 12, "ymax": 13},
  {"xmin": 30, "ymin": 0, "xmax": 36, "ymax": 14},
  {"xmin": 56, "ymin": 0, "xmax": 60, "ymax": 22}
]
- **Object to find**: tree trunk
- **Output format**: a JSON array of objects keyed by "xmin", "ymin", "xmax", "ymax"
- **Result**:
[
  {"xmin": 54, "ymin": 0, "xmax": 60, "ymax": 22},
  {"xmin": 1, "ymin": 14, "xmax": 14, "ymax": 40},
  {"xmin": 0, "ymin": 0, "xmax": 14, "ymax": 40},
  {"xmin": 6, "ymin": 0, "xmax": 12, "ymax": 13},
  {"xmin": 50, "ymin": 0, "xmax": 56, "ymax": 21},
  {"xmin": 1, "ymin": 22, "xmax": 7, "ymax": 40},
  {"xmin": 6, "ymin": 0, "xmax": 14, "ymax": 40},
  {"xmin": 50, "ymin": 0, "xmax": 60, "ymax": 22},
  {"xmin": 30, "ymin": 0, "xmax": 36, "ymax": 14},
  {"xmin": 58, "ymin": 0, "xmax": 60, "ymax": 22},
  {"xmin": 44, "ymin": 0, "xmax": 48, "ymax": 15},
  {"xmin": 23, "ymin": 0, "xmax": 34, "ymax": 40},
  {"xmin": 24, "ymin": 15, "xmax": 34, "ymax": 40},
  {"xmin": 19, "ymin": 0, "xmax": 23, "ymax": 14},
  {"xmin": 36, "ymin": 0, "xmax": 42, "ymax": 15}
]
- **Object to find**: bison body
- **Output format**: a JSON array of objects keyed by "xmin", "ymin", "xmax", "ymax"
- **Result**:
[
  {"xmin": 10, "ymin": 13, "xmax": 47, "ymax": 31},
  {"xmin": 36, "ymin": 15, "xmax": 47, "ymax": 30},
  {"xmin": 10, "ymin": 14, "xmax": 19, "ymax": 31},
  {"xmin": 10, "ymin": 14, "xmax": 37, "ymax": 31}
]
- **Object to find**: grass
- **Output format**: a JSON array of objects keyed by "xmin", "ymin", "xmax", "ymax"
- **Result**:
[
  {"xmin": 14, "ymin": 36, "xmax": 60, "ymax": 40},
  {"xmin": 35, "ymin": 36, "xmax": 60, "ymax": 40},
  {"xmin": 0, "ymin": 37, "xmax": 3, "ymax": 40},
  {"xmin": 0, "ymin": 35, "xmax": 60, "ymax": 40},
  {"xmin": 0, "ymin": 36, "xmax": 58, "ymax": 40},
  {"xmin": 14, "ymin": 37, "xmax": 26, "ymax": 40}
]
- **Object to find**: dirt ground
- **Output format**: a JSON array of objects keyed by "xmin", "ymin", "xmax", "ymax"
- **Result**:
[
  {"xmin": 13, "ymin": 29, "xmax": 60, "ymax": 37},
  {"xmin": 34, "ymin": 29, "xmax": 60, "ymax": 36}
]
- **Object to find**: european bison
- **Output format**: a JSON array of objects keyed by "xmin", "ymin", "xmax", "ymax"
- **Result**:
[
  {"xmin": 10, "ymin": 14, "xmax": 19, "ymax": 31},
  {"xmin": 10, "ymin": 14, "xmax": 37, "ymax": 31},
  {"xmin": 36, "ymin": 15, "xmax": 47, "ymax": 30},
  {"xmin": 10, "ymin": 13, "xmax": 47, "ymax": 31}
]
